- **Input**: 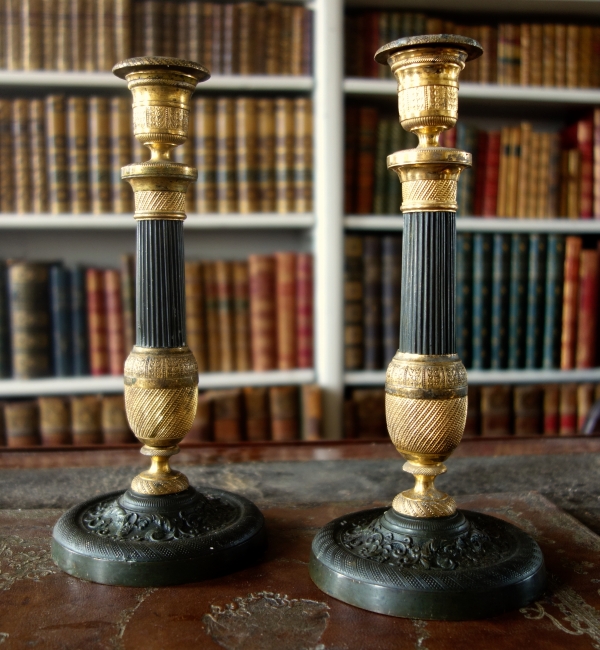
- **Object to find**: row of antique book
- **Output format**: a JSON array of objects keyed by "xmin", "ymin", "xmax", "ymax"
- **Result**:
[
  {"xmin": 0, "ymin": 384, "xmax": 322, "ymax": 447},
  {"xmin": 0, "ymin": 95, "xmax": 313, "ymax": 215},
  {"xmin": 3, "ymin": 0, "xmax": 312, "ymax": 76},
  {"xmin": 0, "ymin": 251, "xmax": 313, "ymax": 379},
  {"xmin": 345, "ymin": 383, "xmax": 600, "ymax": 439},
  {"xmin": 346, "ymin": 10, "xmax": 600, "ymax": 89},
  {"xmin": 344, "ymin": 234, "xmax": 597, "ymax": 371},
  {"xmin": 346, "ymin": 107, "xmax": 600, "ymax": 219}
]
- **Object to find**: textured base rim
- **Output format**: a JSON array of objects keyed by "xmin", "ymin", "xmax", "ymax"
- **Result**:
[
  {"xmin": 51, "ymin": 486, "xmax": 266, "ymax": 587},
  {"xmin": 309, "ymin": 507, "xmax": 546, "ymax": 620}
]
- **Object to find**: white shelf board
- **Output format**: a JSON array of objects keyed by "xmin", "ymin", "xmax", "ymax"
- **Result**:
[
  {"xmin": 345, "ymin": 368, "xmax": 600, "ymax": 387},
  {"xmin": 344, "ymin": 79, "xmax": 600, "ymax": 105},
  {"xmin": 0, "ymin": 214, "xmax": 314, "ymax": 230},
  {"xmin": 0, "ymin": 71, "xmax": 313, "ymax": 92},
  {"xmin": 0, "ymin": 369, "xmax": 316, "ymax": 397},
  {"xmin": 344, "ymin": 216, "xmax": 600, "ymax": 233}
]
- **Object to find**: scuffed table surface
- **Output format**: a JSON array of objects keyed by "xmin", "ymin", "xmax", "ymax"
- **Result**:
[{"xmin": 2, "ymin": 491, "xmax": 600, "ymax": 649}]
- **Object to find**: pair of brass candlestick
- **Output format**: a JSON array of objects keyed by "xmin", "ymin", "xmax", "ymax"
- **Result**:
[{"xmin": 52, "ymin": 37, "xmax": 545, "ymax": 619}]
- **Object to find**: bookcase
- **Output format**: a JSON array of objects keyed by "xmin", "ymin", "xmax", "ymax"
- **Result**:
[{"xmin": 3, "ymin": 0, "xmax": 600, "ymax": 443}]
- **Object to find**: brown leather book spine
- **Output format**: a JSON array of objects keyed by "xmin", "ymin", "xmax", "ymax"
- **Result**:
[
  {"xmin": 203, "ymin": 261, "xmax": 221, "ymax": 372},
  {"xmin": 527, "ymin": 132, "xmax": 541, "ymax": 217},
  {"xmin": 114, "ymin": 0, "xmax": 132, "ymax": 62},
  {"xmin": 96, "ymin": 0, "xmax": 114, "ymax": 71},
  {"xmin": 275, "ymin": 252, "xmax": 297, "ymax": 370},
  {"xmin": 362, "ymin": 235, "xmax": 382, "ymax": 369},
  {"xmin": 575, "ymin": 249, "xmax": 599, "ymax": 368},
  {"xmin": 235, "ymin": 97, "xmax": 259, "ymax": 213},
  {"xmin": 344, "ymin": 106, "xmax": 359, "ymax": 214},
  {"xmin": 86, "ymin": 268, "xmax": 109, "ymax": 376},
  {"xmin": 222, "ymin": 3, "xmax": 239, "ymax": 75},
  {"xmin": 506, "ymin": 126, "xmax": 521, "ymax": 217},
  {"xmin": 83, "ymin": 0, "xmax": 97, "ymax": 71},
  {"xmin": 22, "ymin": 0, "xmax": 43, "ymax": 70},
  {"xmin": 5, "ymin": 0, "xmax": 22, "ymax": 71},
  {"xmin": 543, "ymin": 384, "xmax": 559, "ymax": 435},
  {"xmin": 71, "ymin": 395, "xmax": 102, "ymax": 444},
  {"xmin": 593, "ymin": 27, "xmax": 600, "ymax": 88},
  {"xmin": 201, "ymin": 2, "xmax": 213, "ymax": 72},
  {"xmin": 194, "ymin": 97, "xmax": 218, "ymax": 214},
  {"xmin": 186, "ymin": 0, "xmax": 201, "ymax": 62},
  {"xmin": 29, "ymin": 99, "xmax": 48, "ymax": 214},
  {"xmin": 513, "ymin": 385, "xmax": 543, "ymax": 436},
  {"xmin": 301, "ymin": 384, "xmax": 322, "ymax": 441},
  {"xmin": 161, "ymin": 0, "xmax": 176, "ymax": 58},
  {"xmin": 480, "ymin": 385, "xmax": 513, "ymax": 436},
  {"xmin": 67, "ymin": 97, "xmax": 90, "ymax": 213},
  {"xmin": 555, "ymin": 24, "xmax": 567, "ymax": 87},
  {"xmin": 560, "ymin": 236, "xmax": 582, "ymax": 369},
  {"xmin": 89, "ymin": 97, "xmax": 111, "ymax": 214},
  {"xmin": 183, "ymin": 392, "xmax": 212, "ymax": 443},
  {"xmin": 257, "ymin": 98, "xmax": 276, "ymax": 212},
  {"xmin": 211, "ymin": 2, "xmax": 223, "ymax": 74},
  {"xmin": 215, "ymin": 260, "xmax": 235, "ymax": 373},
  {"xmin": 141, "ymin": 0, "xmax": 161, "ymax": 57},
  {"xmin": 253, "ymin": 4, "xmax": 267, "ymax": 74},
  {"xmin": 110, "ymin": 97, "xmax": 133, "ymax": 213},
  {"xmin": 290, "ymin": 5, "xmax": 305, "ymax": 76},
  {"xmin": 519, "ymin": 24, "xmax": 530, "ymax": 86},
  {"xmin": 293, "ymin": 97, "xmax": 312, "ymax": 213},
  {"xmin": 542, "ymin": 24, "xmax": 555, "ymax": 87},
  {"xmin": 516, "ymin": 122, "xmax": 531, "ymax": 218},
  {"xmin": 120, "ymin": 253, "xmax": 135, "ymax": 355},
  {"xmin": 269, "ymin": 385, "xmax": 299, "ymax": 441},
  {"xmin": 559, "ymin": 383, "xmax": 577, "ymax": 435},
  {"xmin": 478, "ymin": 26, "xmax": 496, "ymax": 84},
  {"xmin": 275, "ymin": 98, "xmax": 295, "ymax": 213},
  {"xmin": 296, "ymin": 253, "xmax": 313, "ymax": 369},
  {"xmin": 185, "ymin": 260, "xmax": 207, "ymax": 373},
  {"xmin": 238, "ymin": 1, "xmax": 257, "ymax": 75},
  {"xmin": 579, "ymin": 25, "xmax": 593, "ymax": 88},
  {"xmin": 530, "ymin": 24, "xmax": 543, "ymax": 86},
  {"xmin": 212, "ymin": 389, "xmax": 242, "ymax": 443},
  {"xmin": 101, "ymin": 394, "xmax": 133, "ymax": 443},
  {"xmin": 577, "ymin": 383, "xmax": 595, "ymax": 432},
  {"xmin": 566, "ymin": 24, "xmax": 579, "ymax": 88},
  {"xmin": 131, "ymin": 0, "xmax": 143, "ymax": 56},
  {"xmin": 45, "ymin": 95, "xmax": 69, "ymax": 214},
  {"xmin": 279, "ymin": 4, "xmax": 293, "ymax": 75},
  {"xmin": 464, "ymin": 386, "xmax": 481, "ymax": 437},
  {"xmin": 243, "ymin": 386, "xmax": 269, "ymax": 441},
  {"xmin": 4, "ymin": 401, "xmax": 39, "ymax": 447},
  {"xmin": 344, "ymin": 236, "xmax": 363, "ymax": 369},
  {"xmin": 265, "ymin": 3, "xmax": 282, "ymax": 74},
  {"xmin": 54, "ymin": 0, "xmax": 70, "ymax": 70},
  {"xmin": 216, "ymin": 97, "xmax": 237, "ymax": 213},
  {"xmin": 0, "ymin": 100, "xmax": 14, "ymax": 213},
  {"xmin": 233, "ymin": 260, "xmax": 251, "ymax": 372},
  {"xmin": 38, "ymin": 396, "xmax": 71, "ymax": 445},
  {"xmin": 249, "ymin": 254, "xmax": 276, "ymax": 371},
  {"xmin": 343, "ymin": 398, "xmax": 357, "ymax": 439},
  {"xmin": 356, "ymin": 107, "xmax": 378, "ymax": 214},
  {"xmin": 104, "ymin": 269, "xmax": 125, "ymax": 376},
  {"xmin": 12, "ymin": 99, "xmax": 32, "ymax": 214},
  {"xmin": 352, "ymin": 388, "xmax": 386, "ymax": 438}
]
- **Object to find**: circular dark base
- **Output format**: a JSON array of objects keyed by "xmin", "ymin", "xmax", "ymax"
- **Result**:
[
  {"xmin": 52, "ymin": 486, "xmax": 266, "ymax": 587},
  {"xmin": 310, "ymin": 507, "xmax": 546, "ymax": 620}
]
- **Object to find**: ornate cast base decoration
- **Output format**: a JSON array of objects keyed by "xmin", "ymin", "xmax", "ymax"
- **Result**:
[
  {"xmin": 52, "ymin": 487, "xmax": 266, "ymax": 587},
  {"xmin": 310, "ymin": 507, "xmax": 546, "ymax": 620}
]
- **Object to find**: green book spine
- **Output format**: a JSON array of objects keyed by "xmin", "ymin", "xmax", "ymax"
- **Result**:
[
  {"xmin": 543, "ymin": 235, "xmax": 565, "ymax": 368},
  {"xmin": 471, "ymin": 233, "xmax": 493, "ymax": 369},
  {"xmin": 490, "ymin": 233, "xmax": 511, "ymax": 369},
  {"xmin": 455, "ymin": 233, "xmax": 473, "ymax": 368},
  {"xmin": 525, "ymin": 234, "xmax": 547, "ymax": 368},
  {"xmin": 508, "ymin": 233, "xmax": 529, "ymax": 369},
  {"xmin": 373, "ymin": 119, "xmax": 390, "ymax": 214}
]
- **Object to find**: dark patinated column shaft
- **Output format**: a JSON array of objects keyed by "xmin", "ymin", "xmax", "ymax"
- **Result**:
[{"xmin": 399, "ymin": 212, "xmax": 455, "ymax": 355}]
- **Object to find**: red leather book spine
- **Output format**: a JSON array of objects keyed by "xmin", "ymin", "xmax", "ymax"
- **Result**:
[
  {"xmin": 104, "ymin": 269, "xmax": 125, "ymax": 376},
  {"xmin": 275, "ymin": 252, "xmax": 297, "ymax": 370},
  {"xmin": 296, "ymin": 253, "xmax": 313, "ymax": 368},
  {"xmin": 356, "ymin": 107, "xmax": 378, "ymax": 214},
  {"xmin": 482, "ymin": 131, "xmax": 501, "ymax": 217},
  {"xmin": 560, "ymin": 236, "xmax": 583, "ymax": 369},
  {"xmin": 473, "ymin": 131, "xmax": 489, "ymax": 216},
  {"xmin": 575, "ymin": 249, "xmax": 599, "ymax": 367},
  {"xmin": 86, "ymin": 268, "xmax": 108, "ymax": 376},
  {"xmin": 249, "ymin": 254, "xmax": 276, "ymax": 371},
  {"xmin": 577, "ymin": 115, "xmax": 594, "ymax": 218}
]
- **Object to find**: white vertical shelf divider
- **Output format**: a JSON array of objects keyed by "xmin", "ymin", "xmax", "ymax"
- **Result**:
[{"xmin": 314, "ymin": 0, "xmax": 344, "ymax": 439}]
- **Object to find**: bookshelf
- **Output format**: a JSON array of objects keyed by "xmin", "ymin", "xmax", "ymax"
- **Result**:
[{"xmin": 4, "ymin": 0, "xmax": 600, "ymax": 442}]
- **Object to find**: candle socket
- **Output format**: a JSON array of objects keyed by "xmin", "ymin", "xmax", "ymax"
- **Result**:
[{"xmin": 309, "ymin": 36, "xmax": 546, "ymax": 620}]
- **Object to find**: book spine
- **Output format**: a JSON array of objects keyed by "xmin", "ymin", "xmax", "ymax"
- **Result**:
[
  {"xmin": 577, "ymin": 383, "xmax": 595, "ymax": 432},
  {"xmin": 577, "ymin": 116, "xmax": 594, "ymax": 218},
  {"xmin": 265, "ymin": 3, "xmax": 281, "ymax": 74},
  {"xmin": 480, "ymin": 385, "xmax": 512, "ymax": 436},
  {"xmin": 4, "ymin": 401, "xmax": 39, "ymax": 447},
  {"xmin": 29, "ymin": 99, "xmax": 48, "ymax": 213},
  {"xmin": 293, "ymin": 97, "xmax": 313, "ymax": 213},
  {"xmin": 301, "ymin": 384, "xmax": 322, "ymax": 441},
  {"xmin": 113, "ymin": 0, "xmax": 132, "ymax": 62},
  {"xmin": 202, "ymin": 261, "xmax": 221, "ymax": 372},
  {"xmin": 279, "ymin": 5, "xmax": 293, "ymax": 75},
  {"xmin": 216, "ymin": 97, "xmax": 237, "ymax": 213},
  {"xmin": 232, "ymin": 260, "xmax": 251, "ymax": 372},
  {"xmin": 566, "ymin": 24, "xmax": 579, "ymax": 88},
  {"xmin": 373, "ymin": 119, "xmax": 391, "ymax": 215},
  {"xmin": 253, "ymin": 4, "xmax": 267, "ymax": 74},
  {"xmin": 86, "ymin": 268, "xmax": 108, "ymax": 376},
  {"xmin": 542, "ymin": 24, "xmax": 555, "ymax": 87},
  {"xmin": 555, "ymin": 24, "xmax": 567, "ymax": 87},
  {"xmin": 9, "ymin": 262, "xmax": 51, "ymax": 378},
  {"xmin": 184, "ymin": 260, "xmax": 206, "ymax": 373},
  {"xmin": 96, "ymin": 0, "xmax": 114, "ymax": 71},
  {"xmin": 381, "ymin": 235, "xmax": 402, "ymax": 363},
  {"xmin": 45, "ymin": 94, "xmax": 69, "ymax": 214},
  {"xmin": 141, "ymin": 0, "xmax": 161, "ymax": 57},
  {"xmin": 101, "ymin": 394, "xmax": 133, "ymax": 443},
  {"xmin": 543, "ymin": 235, "xmax": 566, "ymax": 368},
  {"xmin": 200, "ymin": 2, "xmax": 213, "ymax": 72},
  {"xmin": 104, "ymin": 268, "xmax": 125, "ymax": 376},
  {"xmin": 210, "ymin": 3, "xmax": 223, "ymax": 74},
  {"xmin": 353, "ymin": 388, "xmax": 386, "ymax": 438},
  {"xmin": 559, "ymin": 383, "xmax": 577, "ymax": 435},
  {"xmin": 194, "ymin": 97, "xmax": 218, "ymax": 214},
  {"xmin": 235, "ymin": 97, "xmax": 259, "ymax": 214},
  {"xmin": 344, "ymin": 235, "xmax": 364, "ymax": 369},
  {"xmin": 110, "ymin": 97, "xmax": 133, "ymax": 213},
  {"xmin": 237, "ymin": 2, "xmax": 255, "ymax": 74},
  {"xmin": 49, "ymin": 264, "xmax": 71, "ymax": 377},
  {"xmin": 507, "ymin": 234, "xmax": 529, "ymax": 369},
  {"xmin": 186, "ymin": 0, "xmax": 201, "ymax": 63},
  {"xmin": 0, "ymin": 262, "xmax": 10, "ymax": 377},
  {"xmin": 464, "ymin": 386, "xmax": 480, "ymax": 436},
  {"xmin": 119, "ymin": 253, "xmax": 135, "ymax": 355},
  {"xmin": 525, "ymin": 234, "xmax": 547, "ymax": 368},
  {"xmin": 482, "ymin": 131, "xmax": 500, "ymax": 217},
  {"xmin": 215, "ymin": 260, "xmax": 235, "ymax": 373},
  {"xmin": 594, "ymin": 108, "xmax": 600, "ymax": 217},
  {"xmin": 70, "ymin": 267, "xmax": 88, "ymax": 376},
  {"xmin": 67, "ymin": 96, "xmax": 90, "ymax": 213},
  {"xmin": 71, "ymin": 395, "xmax": 102, "ymax": 445},
  {"xmin": 269, "ymin": 385, "xmax": 299, "ymax": 441},
  {"xmin": 296, "ymin": 253, "xmax": 313, "ymax": 368},
  {"xmin": 243, "ymin": 386, "xmax": 269, "ymax": 441},
  {"xmin": 490, "ymin": 233, "xmax": 510, "ymax": 369},
  {"xmin": 575, "ymin": 249, "xmax": 599, "ymax": 367},
  {"xmin": 89, "ymin": 96, "xmax": 111, "ymax": 214},
  {"xmin": 513, "ymin": 385, "xmax": 543, "ymax": 436},
  {"xmin": 54, "ymin": 0, "xmax": 70, "ymax": 70},
  {"xmin": 579, "ymin": 26, "xmax": 593, "ymax": 88},
  {"xmin": 290, "ymin": 5, "xmax": 304, "ymax": 76},
  {"xmin": 275, "ymin": 252, "xmax": 297, "ymax": 370},
  {"xmin": 12, "ymin": 99, "xmax": 32, "ymax": 214},
  {"xmin": 5, "ymin": 0, "xmax": 22, "ymax": 71},
  {"xmin": 221, "ymin": 3, "xmax": 238, "ymax": 75},
  {"xmin": 362, "ymin": 236, "xmax": 382, "ymax": 369},
  {"xmin": 356, "ymin": 107, "xmax": 378, "ymax": 214},
  {"xmin": 249, "ymin": 254, "xmax": 276, "ymax": 371},
  {"xmin": 22, "ymin": 0, "xmax": 43, "ymax": 70},
  {"xmin": 0, "ymin": 100, "xmax": 14, "ymax": 213},
  {"xmin": 275, "ymin": 98, "xmax": 295, "ymax": 214},
  {"xmin": 455, "ymin": 232, "xmax": 472, "ymax": 368},
  {"xmin": 38, "ymin": 396, "xmax": 71, "ymax": 445},
  {"xmin": 560, "ymin": 236, "xmax": 583, "ymax": 369},
  {"xmin": 212, "ymin": 389, "xmax": 242, "ymax": 443},
  {"xmin": 160, "ymin": 0, "xmax": 176, "ymax": 58},
  {"xmin": 344, "ymin": 106, "xmax": 359, "ymax": 215},
  {"xmin": 257, "ymin": 98, "xmax": 276, "ymax": 213},
  {"xmin": 543, "ymin": 384, "xmax": 559, "ymax": 435},
  {"xmin": 471, "ymin": 233, "xmax": 493, "ymax": 369}
]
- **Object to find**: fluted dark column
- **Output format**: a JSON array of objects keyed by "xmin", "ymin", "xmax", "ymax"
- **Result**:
[
  {"xmin": 136, "ymin": 220, "xmax": 186, "ymax": 348},
  {"xmin": 399, "ymin": 212, "xmax": 455, "ymax": 355}
]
